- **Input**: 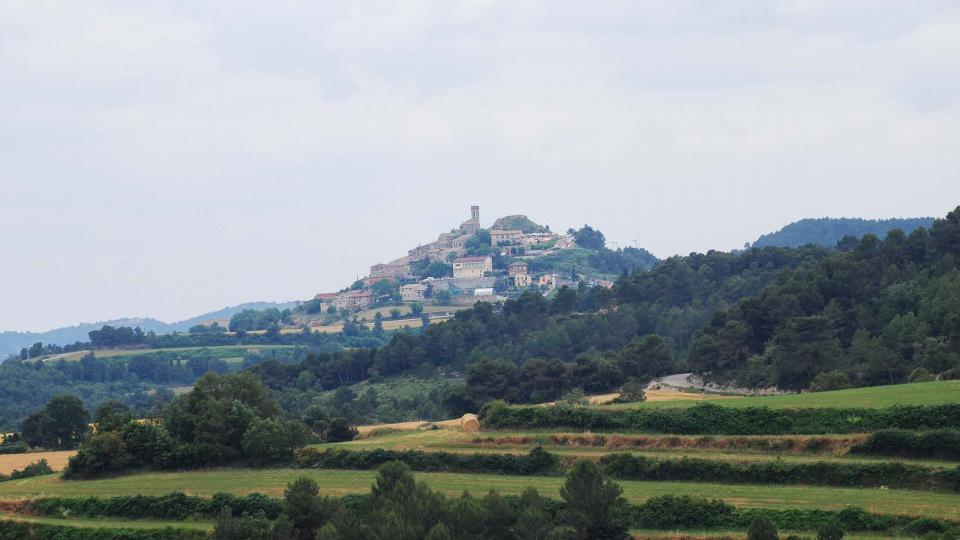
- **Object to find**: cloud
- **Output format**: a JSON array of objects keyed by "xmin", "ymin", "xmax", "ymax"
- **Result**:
[{"xmin": 1, "ymin": 0, "xmax": 959, "ymax": 330}]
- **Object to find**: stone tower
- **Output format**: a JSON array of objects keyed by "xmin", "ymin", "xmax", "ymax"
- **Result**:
[{"xmin": 460, "ymin": 205, "xmax": 481, "ymax": 234}]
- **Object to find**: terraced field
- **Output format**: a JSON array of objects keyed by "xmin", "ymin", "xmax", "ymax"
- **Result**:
[{"xmin": 2, "ymin": 380, "xmax": 958, "ymax": 537}]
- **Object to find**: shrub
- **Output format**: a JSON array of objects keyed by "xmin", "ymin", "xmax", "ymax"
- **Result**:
[
  {"xmin": 598, "ymin": 452, "xmax": 959, "ymax": 491},
  {"xmin": 747, "ymin": 514, "xmax": 779, "ymax": 540},
  {"xmin": 817, "ymin": 519, "xmax": 844, "ymax": 540},
  {"xmin": 850, "ymin": 429, "xmax": 960, "ymax": 460},
  {"xmin": 325, "ymin": 418, "xmax": 358, "ymax": 443},
  {"xmin": 297, "ymin": 447, "xmax": 561, "ymax": 476}
]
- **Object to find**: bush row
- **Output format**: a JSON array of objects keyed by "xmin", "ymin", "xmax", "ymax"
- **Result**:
[
  {"xmin": 480, "ymin": 401, "xmax": 960, "ymax": 435},
  {"xmin": 30, "ymin": 492, "xmax": 283, "ymax": 521},
  {"xmin": 0, "ymin": 459, "xmax": 53, "ymax": 482},
  {"xmin": 0, "ymin": 520, "xmax": 206, "ymax": 540},
  {"xmin": 24, "ymin": 494, "xmax": 960, "ymax": 536},
  {"xmin": 850, "ymin": 429, "xmax": 960, "ymax": 460},
  {"xmin": 600, "ymin": 453, "xmax": 960, "ymax": 491},
  {"xmin": 296, "ymin": 446, "xmax": 561, "ymax": 475},
  {"xmin": 471, "ymin": 432, "xmax": 858, "ymax": 454},
  {"xmin": 0, "ymin": 441, "xmax": 27, "ymax": 455},
  {"xmin": 299, "ymin": 446, "xmax": 960, "ymax": 491}
]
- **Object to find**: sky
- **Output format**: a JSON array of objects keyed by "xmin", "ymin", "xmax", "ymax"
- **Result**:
[{"xmin": 2, "ymin": 1, "xmax": 960, "ymax": 332}]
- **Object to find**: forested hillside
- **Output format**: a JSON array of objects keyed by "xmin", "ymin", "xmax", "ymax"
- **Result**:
[
  {"xmin": 689, "ymin": 208, "xmax": 960, "ymax": 390},
  {"xmin": 256, "ymin": 207, "xmax": 960, "ymax": 424},
  {"xmin": 752, "ymin": 217, "xmax": 934, "ymax": 249},
  {"xmin": 0, "ymin": 301, "xmax": 297, "ymax": 356}
]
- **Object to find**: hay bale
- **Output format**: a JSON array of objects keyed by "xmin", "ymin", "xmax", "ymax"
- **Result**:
[{"xmin": 460, "ymin": 413, "xmax": 480, "ymax": 433}]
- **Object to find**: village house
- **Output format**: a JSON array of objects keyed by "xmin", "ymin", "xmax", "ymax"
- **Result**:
[
  {"xmin": 313, "ymin": 292, "xmax": 337, "ymax": 302},
  {"xmin": 507, "ymin": 261, "xmax": 529, "ymax": 276},
  {"xmin": 490, "ymin": 229, "xmax": 523, "ymax": 246},
  {"xmin": 369, "ymin": 257, "xmax": 413, "ymax": 283},
  {"xmin": 453, "ymin": 256, "xmax": 493, "ymax": 279},
  {"xmin": 538, "ymin": 273, "xmax": 557, "ymax": 289},
  {"xmin": 400, "ymin": 283, "xmax": 428, "ymax": 302},
  {"xmin": 334, "ymin": 289, "xmax": 371, "ymax": 311},
  {"xmin": 513, "ymin": 273, "xmax": 532, "ymax": 287}
]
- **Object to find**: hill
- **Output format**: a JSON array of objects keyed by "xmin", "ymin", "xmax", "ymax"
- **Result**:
[
  {"xmin": 490, "ymin": 214, "xmax": 548, "ymax": 233},
  {"xmin": 751, "ymin": 217, "xmax": 934, "ymax": 249},
  {"xmin": 0, "ymin": 301, "xmax": 297, "ymax": 356}
]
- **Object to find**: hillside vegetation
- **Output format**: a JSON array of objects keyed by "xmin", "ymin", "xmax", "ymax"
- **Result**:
[{"xmin": 752, "ymin": 217, "xmax": 934, "ymax": 249}]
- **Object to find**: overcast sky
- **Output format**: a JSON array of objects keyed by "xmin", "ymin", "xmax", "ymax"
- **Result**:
[{"xmin": 2, "ymin": 1, "xmax": 959, "ymax": 332}]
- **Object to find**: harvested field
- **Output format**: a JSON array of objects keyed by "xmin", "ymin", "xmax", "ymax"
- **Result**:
[{"xmin": 0, "ymin": 451, "xmax": 75, "ymax": 475}]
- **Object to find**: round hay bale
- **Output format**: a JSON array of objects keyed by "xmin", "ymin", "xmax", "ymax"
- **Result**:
[{"xmin": 460, "ymin": 413, "xmax": 480, "ymax": 433}]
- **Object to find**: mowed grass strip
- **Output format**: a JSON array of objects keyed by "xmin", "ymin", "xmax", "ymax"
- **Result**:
[
  {"xmin": 0, "ymin": 513, "xmax": 212, "ymax": 531},
  {"xmin": 600, "ymin": 381, "xmax": 960, "ymax": 410},
  {"xmin": 2, "ymin": 470, "xmax": 959, "ymax": 520}
]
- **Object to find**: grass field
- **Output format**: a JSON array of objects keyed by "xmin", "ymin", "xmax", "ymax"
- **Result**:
[
  {"xmin": 39, "ymin": 345, "xmax": 296, "ymax": 362},
  {"xmin": 0, "ymin": 513, "xmax": 212, "ymax": 531},
  {"xmin": 0, "ymin": 451, "xmax": 74, "ymax": 475},
  {"xmin": 3, "ymin": 469, "xmax": 958, "ymax": 520},
  {"xmin": 599, "ymin": 380, "xmax": 960, "ymax": 410}
]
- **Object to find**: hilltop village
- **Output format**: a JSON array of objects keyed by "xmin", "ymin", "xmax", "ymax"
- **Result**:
[{"xmin": 310, "ymin": 207, "xmax": 599, "ymax": 318}]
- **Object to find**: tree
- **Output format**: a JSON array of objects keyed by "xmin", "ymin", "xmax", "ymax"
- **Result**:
[
  {"xmin": 94, "ymin": 400, "xmax": 133, "ymax": 432},
  {"xmin": 284, "ymin": 477, "xmax": 340, "ymax": 540},
  {"xmin": 615, "ymin": 335, "xmax": 673, "ymax": 381},
  {"xmin": 747, "ymin": 514, "xmax": 779, "ymax": 540},
  {"xmin": 22, "ymin": 395, "xmax": 90, "ymax": 450},
  {"xmin": 63, "ymin": 431, "xmax": 134, "ymax": 478},
  {"xmin": 771, "ymin": 316, "xmax": 841, "ymax": 390},
  {"xmin": 817, "ymin": 519, "xmax": 844, "ymax": 540},
  {"xmin": 560, "ymin": 460, "xmax": 630, "ymax": 540},
  {"xmin": 242, "ymin": 417, "xmax": 292, "ymax": 465},
  {"xmin": 618, "ymin": 380, "xmax": 646, "ymax": 403},
  {"xmin": 466, "ymin": 358, "xmax": 519, "ymax": 403},
  {"xmin": 325, "ymin": 417, "xmax": 358, "ymax": 443},
  {"xmin": 410, "ymin": 303, "xmax": 424, "ymax": 316},
  {"xmin": 573, "ymin": 225, "xmax": 606, "ymax": 250},
  {"xmin": 435, "ymin": 290, "xmax": 452, "ymax": 305},
  {"xmin": 213, "ymin": 508, "xmax": 287, "ymax": 540}
]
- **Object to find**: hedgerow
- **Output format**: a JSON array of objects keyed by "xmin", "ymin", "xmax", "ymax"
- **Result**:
[
  {"xmin": 30, "ymin": 492, "xmax": 283, "ymax": 521},
  {"xmin": 850, "ymin": 429, "xmax": 960, "ymax": 460},
  {"xmin": 296, "ymin": 446, "xmax": 960, "ymax": 491},
  {"xmin": 295, "ymin": 446, "xmax": 561, "ymax": 476},
  {"xmin": 22, "ymin": 494, "xmax": 960, "ymax": 536},
  {"xmin": 480, "ymin": 401, "xmax": 960, "ymax": 435},
  {"xmin": 599, "ymin": 453, "xmax": 960, "ymax": 491},
  {"xmin": 0, "ymin": 520, "xmax": 207, "ymax": 540}
]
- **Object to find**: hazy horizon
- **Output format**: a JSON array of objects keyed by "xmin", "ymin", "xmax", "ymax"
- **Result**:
[{"xmin": 3, "ymin": 2, "xmax": 960, "ymax": 332}]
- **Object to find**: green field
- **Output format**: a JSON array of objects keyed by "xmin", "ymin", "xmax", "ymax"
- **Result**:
[
  {"xmin": 600, "ymin": 380, "xmax": 960, "ymax": 410},
  {"xmin": 0, "ymin": 513, "xmax": 212, "ymax": 531},
  {"xmin": 2, "ymin": 470, "xmax": 959, "ymax": 520},
  {"xmin": 39, "ymin": 345, "xmax": 296, "ymax": 362}
]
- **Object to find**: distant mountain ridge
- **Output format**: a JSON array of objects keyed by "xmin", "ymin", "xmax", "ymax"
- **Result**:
[
  {"xmin": 751, "ymin": 217, "xmax": 935, "ymax": 249},
  {"xmin": 0, "ymin": 301, "xmax": 297, "ymax": 356}
]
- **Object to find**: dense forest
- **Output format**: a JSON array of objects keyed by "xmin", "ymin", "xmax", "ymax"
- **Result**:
[
  {"xmin": 751, "ymin": 217, "xmax": 934, "ymax": 249},
  {"xmin": 689, "ymin": 210, "xmax": 960, "ymax": 390}
]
